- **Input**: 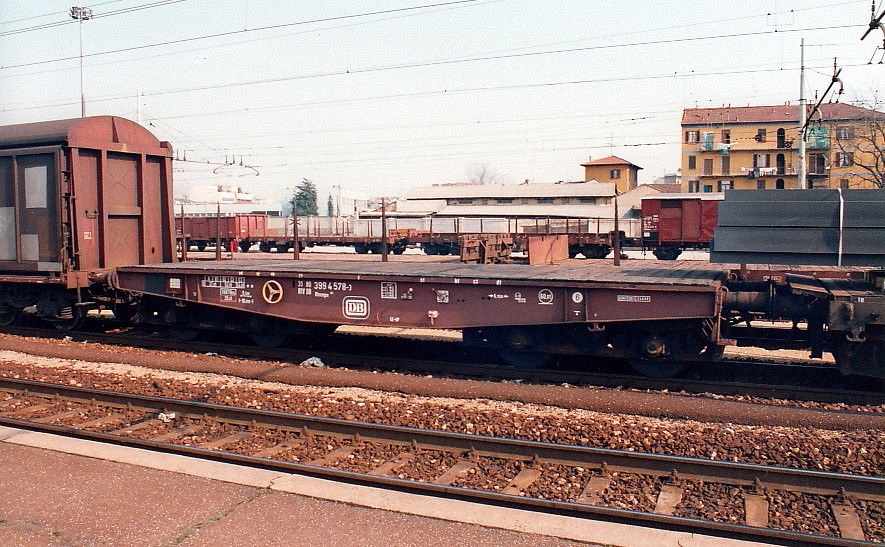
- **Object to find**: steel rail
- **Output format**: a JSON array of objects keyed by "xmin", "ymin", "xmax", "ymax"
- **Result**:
[
  {"xmin": 1, "ymin": 324, "xmax": 882, "ymax": 407},
  {"xmin": 0, "ymin": 377, "xmax": 881, "ymax": 546}
]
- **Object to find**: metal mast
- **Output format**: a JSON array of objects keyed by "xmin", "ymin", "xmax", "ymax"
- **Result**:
[{"xmin": 797, "ymin": 38, "xmax": 807, "ymax": 190}]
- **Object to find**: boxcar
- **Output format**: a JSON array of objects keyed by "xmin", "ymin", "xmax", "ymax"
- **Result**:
[
  {"xmin": 0, "ymin": 116, "xmax": 175, "ymax": 328},
  {"xmin": 641, "ymin": 193, "xmax": 723, "ymax": 260}
]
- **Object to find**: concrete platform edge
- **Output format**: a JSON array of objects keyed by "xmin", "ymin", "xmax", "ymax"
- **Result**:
[{"xmin": 0, "ymin": 426, "xmax": 766, "ymax": 547}]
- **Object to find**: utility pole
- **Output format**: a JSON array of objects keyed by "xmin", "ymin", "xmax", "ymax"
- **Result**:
[
  {"xmin": 797, "ymin": 38, "xmax": 807, "ymax": 190},
  {"xmin": 612, "ymin": 191, "xmax": 620, "ymax": 266},
  {"xmin": 380, "ymin": 197, "xmax": 388, "ymax": 262},
  {"xmin": 292, "ymin": 189, "xmax": 300, "ymax": 260},
  {"xmin": 70, "ymin": 6, "xmax": 93, "ymax": 118}
]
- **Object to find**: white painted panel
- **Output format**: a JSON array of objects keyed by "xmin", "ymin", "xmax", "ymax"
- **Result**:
[
  {"xmin": 0, "ymin": 207, "xmax": 14, "ymax": 260},
  {"xmin": 24, "ymin": 165, "xmax": 48, "ymax": 209},
  {"xmin": 38, "ymin": 262, "xmax": 63, "ymax": 272},
  {"xmin": 21, "ymin": 234, "xmax": 39, "ymax": 261}
]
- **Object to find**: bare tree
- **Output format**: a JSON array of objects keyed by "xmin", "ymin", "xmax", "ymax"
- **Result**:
[
  {"xmin": 834, "ymin": 99, "xmax": 885, "ymax": 188},
  {"xmin": 467, "ymin": 162, "xmax": 498, "ymax": 185}
]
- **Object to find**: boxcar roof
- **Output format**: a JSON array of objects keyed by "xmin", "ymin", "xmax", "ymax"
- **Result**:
[{"xmin": 0, "ymin": 116, "xmax": 170, "ymax": 152}]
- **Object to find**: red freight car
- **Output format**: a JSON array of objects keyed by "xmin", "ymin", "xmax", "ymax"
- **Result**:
[
  {"xmin": 641, "ymin": 193, "xmax": 723, "ymax": 260},
  {"xmin": 179, "ymin": 214, "xmax": 268, "ymax": 252},
  {"xmin": 0, "ymin": 116, "xmax": 175, "ymax": 329}
]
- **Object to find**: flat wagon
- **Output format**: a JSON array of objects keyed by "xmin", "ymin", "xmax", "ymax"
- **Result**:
[{"xmin": 114, "ymin": 260, "xmax": 726, "ymax": 374}]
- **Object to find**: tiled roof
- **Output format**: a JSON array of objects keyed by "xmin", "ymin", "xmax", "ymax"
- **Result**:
[
  {"xmin": 682, "ymin": 103, "xmax": 883, "ymax": 125},
  {"xmin": 580, "ymin": 155, "xmax": 643, "ymax": 169},
  {"xmin": 643, "ymin": 183, "xmax": 682, "ymax": 193},
  {"xmin": 404, "ymin": 181, "xmax": 615, "ymax": 200}
]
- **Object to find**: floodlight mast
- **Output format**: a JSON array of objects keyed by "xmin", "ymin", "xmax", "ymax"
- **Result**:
[{"xmin": 70, "ymin": 6, "xmax": 93, "ymax": 118}]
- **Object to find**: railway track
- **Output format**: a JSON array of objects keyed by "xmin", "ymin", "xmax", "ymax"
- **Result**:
[
  {"xmin": 2, "ymin": 323, "xmax": 882, "ymax": 407},
  {"xmin": 0, "ymin": 377, "xmax": 881, "ymax": 545}
]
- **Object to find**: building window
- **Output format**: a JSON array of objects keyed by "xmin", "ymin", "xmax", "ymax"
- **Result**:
[
  {"xmin": 702, "ymin": 184, "xmax": 713, "ymax": 193},
  {"xmin": 755, "ymin": 129, "xmax": 767, "ymax": 142},
  {"xmin": 536, "ymin": 198, "xmax": 553, "ymax": 204},
  {"xmin": 757, "ymin": 180, "xmax": 766, "ymax": 190},
  {"xmin": 840, "ymin": 179, "xmax": 850, "ymax": 189},
  {"xmin": 836, "ymin": 126, "xmax": 854, "ymax": 141},
  {"xmin": 717, "ymin": 180, "xmax": 732, "ymax": 192},
  {"xmin": 721, "ymin": 156, "xmax": 730, "ymax": 176},
  {"xmin": 685, "ymin": 130, "xmax": 700, "ymax": 143},
  {"xmin": 495, "ymin": 198, "xmax": 513, "ymax": 204},
  {"xmin": 775, "ymin": 179, "xmax": 785, "ymax": 189},
  {"xmin": 721, "ymin": 129, "xmax": 731, "ymax": 144},
  {"xmin": 688, "ymin": 156, "xmax": 697, "ymax": 170},
  {"xmin": 810, "ymin": 153, "xmax": 827, "ymax": 174},
  {"xmin": 835, "ymin": 151, "xmax": 854, "ymax": 167},
  {"xmin": 753, "ymin": 153, "xmax": 770, "ymax": 168},
  {"xmin": 578, "ymin": 198, "xmax": 596, "ymax": 204},
  {"xmin": 776, "ymin": 128, "xmax": 786, "ymax": 148},
  {"xmin": 688, "ymin": 180, "xmax": 700, "ymax": 193},
  {"xmin": 703, "ymin": 158, "xmax": 713, "ymax": 175},
  {"xmin": 610, "ymin": 169, "xmax": 621, "ymax": 179}
]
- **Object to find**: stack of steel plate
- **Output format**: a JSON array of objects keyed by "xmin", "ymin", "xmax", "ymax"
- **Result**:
[{"xmin": 710, "ymin": 189, "xmax": 884, "ymax": 266}]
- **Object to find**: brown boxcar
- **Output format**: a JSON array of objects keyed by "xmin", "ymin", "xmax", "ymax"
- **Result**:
[
  {"xmin": 641, "ymin": 193, "xmax": 723, "ymax": 260},
  {"xmin": 0, "ymin": 116, "xmax": 175, "ymax": 328}
]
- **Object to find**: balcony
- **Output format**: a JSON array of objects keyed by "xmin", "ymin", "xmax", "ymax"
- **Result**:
[{"xmin": 741, "ymin": 167, "xmax": 795, "ymax": 178}]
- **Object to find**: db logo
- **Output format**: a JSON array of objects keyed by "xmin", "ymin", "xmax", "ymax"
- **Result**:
[
  {"xmin": 342, "ymin": 296, "xmax": 370, "ymax": 320},
  {"xmin": 262, "ymin": 280, "xmax": 284, "ymax": 304}
]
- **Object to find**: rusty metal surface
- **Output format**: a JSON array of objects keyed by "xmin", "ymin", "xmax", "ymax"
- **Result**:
[
  {"xmin": 0, "ymin": 116, "xmax": 176, "ymax": 284},
  {"xmin": 527, "ymin": 235, "xmax": 569, "ymax": 265},
  {"xmin": 0, "ymin": 116, "xmax": 170, "ymax": 154},
  {"xmin": 641, "ymin": 197, "xmax": 720, "ymax": 246},
  {"xmin": 118, "ymin": 258, "xmax": 727, "ymax": 286}
]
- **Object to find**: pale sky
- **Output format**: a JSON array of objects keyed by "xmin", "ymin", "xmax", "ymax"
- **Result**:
[{"xmin": 1, "ymin": 1, "xmax": 881, "ymax": 206}]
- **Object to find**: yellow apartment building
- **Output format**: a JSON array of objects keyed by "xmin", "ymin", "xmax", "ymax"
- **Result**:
[
  {"xmin": 580, "ymin": 155, "xmax": 642, "ymax": 193},
  {"xmin": 680, "ymin": 103, "xmax": 883, "ymax": 192}
]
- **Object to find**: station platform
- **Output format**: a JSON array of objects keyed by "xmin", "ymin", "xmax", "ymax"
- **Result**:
[{"xmin": 0, "ymin": 426, "xmax": 759, "ymax": 546}]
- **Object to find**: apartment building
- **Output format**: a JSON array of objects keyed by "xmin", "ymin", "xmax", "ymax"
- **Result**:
[{"xmin": 680, "ymin": 103, "xmax": 883, "ymax": 192}]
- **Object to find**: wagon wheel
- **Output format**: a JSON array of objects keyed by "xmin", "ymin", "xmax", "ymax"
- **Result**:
[
  {"xmin": 627, "ymin": 330, "xmax": 688, "ymax": 377},
  {"xmin": 628, "ymin": 358, "xmax": 688, "ymax": 378},
  {"xmin": 0, "ymin": 305, "xmax": 21, "ymax": 327},
  {"xmin": 250, "ymin": 333, "xmax": 290, "ymax": 348},
  {"xmin": 53, "ymin": 308, "xmax": 86, "ymax": 332}
]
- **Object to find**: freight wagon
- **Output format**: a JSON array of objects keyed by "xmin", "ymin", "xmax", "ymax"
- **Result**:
[
  {"xmin": 1, "ymin": 117, "xmax": 881, "ymax": 379},
  {"xmin": 0, "ymin": 116, "xmax": 176, "ymax": 329},
  {"xmin": 641, "ymin": 194, "xmax": 723, "ymax": 260}
]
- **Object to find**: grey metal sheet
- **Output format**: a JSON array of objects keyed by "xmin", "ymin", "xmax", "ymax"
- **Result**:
[
  {"xmin": 713, "ymin": 227, "xmax": 883, "ymax": 254},
  {"xmin": 0, "ymin": 207, "xmax": 14, "ymax": 260},
  {"xmin": 723, "ymin": 189, "xmax": 884, "ymax": 202},
  {"xmin": 20, "ymin": 234, "xmax": 38, "ymax": 262},
  {"xmin": 717, "ymin": 201, "xmax": 884, "ymax": 228},
  {"xmin": 712, "ymin": 189, "xmax": 884, "ymax": 266}
]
